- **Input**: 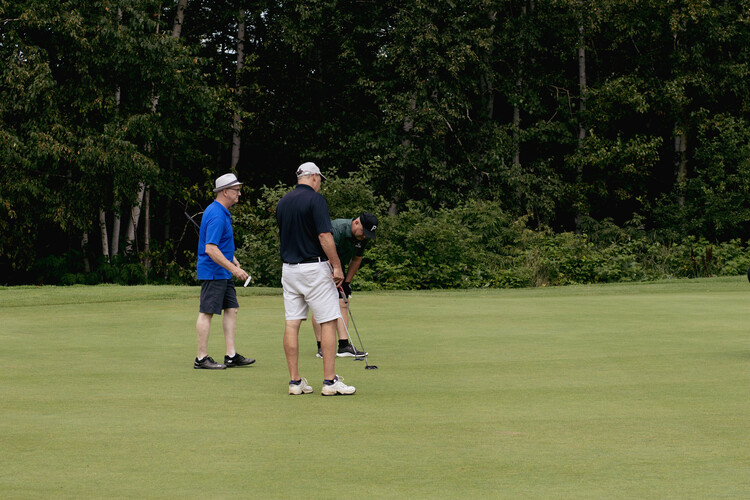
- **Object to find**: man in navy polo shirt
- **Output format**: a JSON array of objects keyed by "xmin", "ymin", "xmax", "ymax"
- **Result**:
[
  {"xmin": 276, "ymin": 162, "xmax": 356, "ymax": 396},
  {"xmin": 194, "ymin": 173, "xmax": 255, "ymax": 370}
]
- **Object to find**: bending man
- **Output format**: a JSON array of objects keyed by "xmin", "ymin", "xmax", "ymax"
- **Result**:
[{"xmin": 312, "ymin": 213, "xmax": 378, "ymax": 358}]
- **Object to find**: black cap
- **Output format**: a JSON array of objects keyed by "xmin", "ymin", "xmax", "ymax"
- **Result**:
[{"xmin": 360, "ymin": 212, "xmax": 378, "ymax": 239}]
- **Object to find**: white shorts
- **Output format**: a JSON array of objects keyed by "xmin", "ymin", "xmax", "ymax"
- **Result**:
[{"xmin": 281, "ymin": 262, "xmax": 342, "ymax": 323}]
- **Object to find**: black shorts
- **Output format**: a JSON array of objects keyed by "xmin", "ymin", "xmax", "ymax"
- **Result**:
[{"xmin": 200, "ymin": 280, "xmax": 239, "ymax": 315}]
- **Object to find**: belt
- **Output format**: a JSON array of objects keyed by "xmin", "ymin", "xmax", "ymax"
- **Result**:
[{"xmin": 284, "ymin": 256, "xmax": 328, "ymax": 265}]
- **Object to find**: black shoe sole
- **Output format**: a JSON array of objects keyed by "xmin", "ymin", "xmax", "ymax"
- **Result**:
[{"xmin": 225, "ymin": 360, "xmax": 255, "ymax": 367}]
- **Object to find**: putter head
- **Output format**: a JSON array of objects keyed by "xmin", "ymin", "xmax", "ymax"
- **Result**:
[{"xmin": 365, "ymin": 365, "xmax": 378, "ymax": 369}]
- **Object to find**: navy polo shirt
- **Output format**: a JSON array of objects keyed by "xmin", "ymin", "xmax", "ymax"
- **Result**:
[
  {"xmin": 197, "ymin": 201, "xmax": 235, "ymax": 280},
  {"xmin": 276, "ymin": 184, "xmax": 333, "ymax": 263}
]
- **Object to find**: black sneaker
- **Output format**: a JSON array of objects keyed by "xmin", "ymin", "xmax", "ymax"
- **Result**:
[
  {"xmin": 224, "ymin": 353, "xmax": 255, "ymax": 367},
  {"xmin": 337, "ymin": 344, "xmax": 367, "ymax": 358},
  {"xmin": 194, "ymin": 356, "xmax": 226, "ymax": 369}
]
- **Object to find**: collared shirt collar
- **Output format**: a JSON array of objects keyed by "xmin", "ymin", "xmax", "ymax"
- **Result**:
[{"xmin": 212, "ymin": 199, "xmax": 231, "ymax": 216}]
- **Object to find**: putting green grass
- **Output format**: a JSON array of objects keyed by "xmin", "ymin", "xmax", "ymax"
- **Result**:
[{"xmin": 2, "ymin": 278, "xmax": 748, "ymax": 499}]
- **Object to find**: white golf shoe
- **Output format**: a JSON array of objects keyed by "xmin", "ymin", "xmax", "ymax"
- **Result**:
[
  {"xmin": 289, "ymin": 378, "xmax": 313, "ymax": 395},
  {"xmin": 321, "ymin": 375, "xmax": 356, "ymax": 396}
]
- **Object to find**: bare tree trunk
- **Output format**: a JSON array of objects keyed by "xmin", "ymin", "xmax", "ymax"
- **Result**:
[
  {"xmin": 126, "ymin": 4, "xmax": 169, "ymax": 258},
  {"xmin": 513, "ymin": 91, "xmax": 521, "ymax": 167},
  {"xmin": 675, "ymin": 124, "xmax": 687, "ymax": 206},
  {"xmin": 99, "ymin": 210, "xmax": 109, "ymax": 259},
  {"xmin": 127, "ymin": 183, "xmax": 145, "ymax": 253},
  {"xmin": 143, "ymin": 188, "xmax": 150, "ymax": 275},
  {"xmin": 512, "ymin": 3, "xmax": 529, "ymax": 167},
  {"xmin": 164, "ymin": 156, "xmax": 173, "ymax": 242},
  {"xmin": 111, "ymin": 49, "xmax": 122, "ymax": 257},
  {"xmin": 577, "ymin": 25, "xmax": 587, "ymax": 147},
  {"xmin": 112, "ymin": 202, "xmax": 121, "ymax": 256},
  {"xmin": 391, "ymin": 95, "xmax": 417, "ymax": 216},
  {"xmin": 172, "ymin": 0, "xmax": 187, "ymax": 38},
  {"xmin": 479, "ymin": 9, "xmax": 496, "ymax": 120},
  {"xmin": 231, "ymin": 9, "xmax": 246, "ymax": 170},
  {"xmin": 127, "ymin": 89, "xmax": 158, "ymax": 254},
  {"xmin": 125, "ymin": 2, "xmax": 188, "ymax": 263},
  {"xmin": 131, "ymin": 87, "xmax": 159, "ymax": 256},
  {"xmin": 575, "ymin": 22, "xmax": 587, "ymax": 233},
  {"xmin": 81, "ymin": 233, "xmax": 90, "ymax": 273},
  {"xmin": 99, "ymin": 8, "xmax": 123, "ymax": 261}
]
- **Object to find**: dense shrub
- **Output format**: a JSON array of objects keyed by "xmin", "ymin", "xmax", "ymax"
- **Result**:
[
  {"xmin": 233, "ymin": 174, "xmax": 390, "ymax": 288},
  {"xmin": 146, "ymin": 241, "xmax": 196, "ymax": 285},
  {"xmin": 229, "ymin": 187, "xmax": 750, "ymax": 289},
  {"xmin": 347, "ymin": 206, "xmax": 750, "ymax": 290},
  {"xmin": 362, "ymin": 202, "xmax": 484, "ymax": 289},
  {"xmin": 232, "ymin": 183, "xmax": 286, "ymax": 288},
  {"xmin": 30, "ymin": 179, "xmax": 750, "ymax": 288}
]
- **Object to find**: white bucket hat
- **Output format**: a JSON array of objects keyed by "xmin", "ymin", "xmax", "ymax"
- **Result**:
[{"xmin": 213, "ymin": 173, "xmax": 242, "ymax": 192}]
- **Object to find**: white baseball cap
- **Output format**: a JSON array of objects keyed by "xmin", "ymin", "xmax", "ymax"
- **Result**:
[
  {"xmin": 296, "ymin": 162, "xmax": 326, "ymax": 180},
  {"xmin": 213, "ymin": 173, "xmax": 242, "ymax": 192}
]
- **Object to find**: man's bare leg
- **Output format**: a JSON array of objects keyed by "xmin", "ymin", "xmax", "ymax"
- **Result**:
[
  {"xmin": 284, "ymin": 319, "xmax": 303, "ymax": 380},
  {"xmin": 337, "ymin": 298, "xmax": 350, "ymax": 340},
  {"xmin": 222, "ymin": 307, "xmax": 238, "ymax": 357},
  {"xmin": 196, "ymin": 312, "xmax": 213, "ymax": 359},
  {"xmin": 320, "ymin": 318, "xmax": 338, "ymax": 380}
]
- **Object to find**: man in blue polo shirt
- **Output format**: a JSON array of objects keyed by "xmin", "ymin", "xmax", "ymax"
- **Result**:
[
  {"xmin": 276, "ymin": 162, "xmax": 356, "ymax": 396},
  {"xmin": 194, "ymin": 173, "xmax": 255, "ymax": 370}
]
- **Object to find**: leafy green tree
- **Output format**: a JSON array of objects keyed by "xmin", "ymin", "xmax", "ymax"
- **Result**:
[
  {"xmin": 4, "ymin": 0, "xmax": 750, "ymax": 284},
  {"xmin": 0, "ymin": 0, "xmax": 222, "ymax": 278},
  {"xmin": 368, "ymin": 0, "xmax": 529, "ymax": 212},
  {"xmin": 660, "ymin": 111, "xmax": 750, "ymax": 240},
  {"xmin": 0, "ymin": 2, "xmax": 157, "ymax": 271},
  {"xmin": 493, "ymin": 0, "xmax": 577, "ymax": 225},
  {"xmin": 552, "ymin": 0, "xmax": 750, "ymax": 233}
]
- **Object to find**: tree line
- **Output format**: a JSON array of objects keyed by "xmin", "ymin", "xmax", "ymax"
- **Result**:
[{"xmin": 2, "ymin": 0, "xmax": 750, "ymax": 285}]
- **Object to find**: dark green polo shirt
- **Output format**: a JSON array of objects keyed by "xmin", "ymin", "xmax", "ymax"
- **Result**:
[{"xmin": 331, "ymin": 218, "xmax": 368, "ymax": 269}]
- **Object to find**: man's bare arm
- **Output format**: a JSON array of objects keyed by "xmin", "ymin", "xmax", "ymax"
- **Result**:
[
  {"xmin": 319, "ymin": 233, "xmax": 344, "ymax": 286},
  {"xmin": 205, "ymin": 244, "xmax": 249, "ymax": 281}
]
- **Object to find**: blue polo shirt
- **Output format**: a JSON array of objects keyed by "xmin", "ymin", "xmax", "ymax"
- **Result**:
[
  {"xmin": 197, "ymin": 201, "xmax": 235, "ymax": 280},
  {"xmin": 276, "ymin": 184, "xmax": 333, "ymax": 263}
]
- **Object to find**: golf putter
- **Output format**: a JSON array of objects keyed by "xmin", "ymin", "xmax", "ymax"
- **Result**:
[{"xmin": 343, "ymin": 298, "xmax": 378, "ymax": 370}]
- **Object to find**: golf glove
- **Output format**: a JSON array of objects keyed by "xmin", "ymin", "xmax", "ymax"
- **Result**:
[{"xmin": 342, "ymin": 281, "xmax": 352, "ymax": 297}]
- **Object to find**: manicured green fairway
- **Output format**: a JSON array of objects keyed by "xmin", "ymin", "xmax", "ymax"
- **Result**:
[{"xmin": 2, "ymin": 278, "xmax": 748, "ymax": 499}]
